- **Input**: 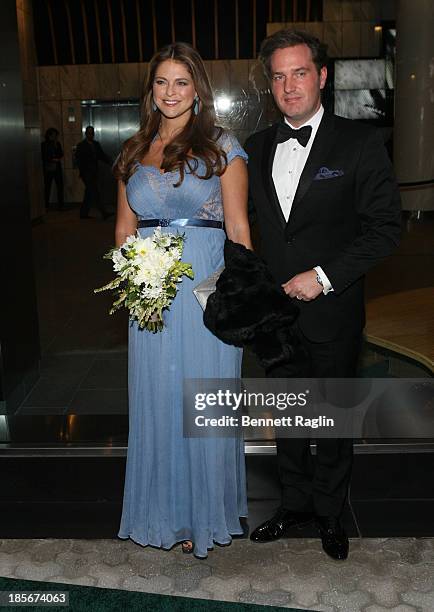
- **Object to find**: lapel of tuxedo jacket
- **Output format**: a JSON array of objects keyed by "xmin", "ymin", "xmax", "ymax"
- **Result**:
[
  {"xmin": 289, "ymin": 112, "xmax": 336, "ymax": 219},
  {"xmin": 261, "ymin": 124, "xmax": 287, "ymax": 228}
]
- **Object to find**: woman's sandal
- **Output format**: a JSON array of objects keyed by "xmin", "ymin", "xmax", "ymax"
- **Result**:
[
  {"xmin": 181, "ymin": 540, "xmax": 208, "ymax": 560},
  {"xmin": 181, "ymin": 540, "xmax": 194, "ymax": 554}
]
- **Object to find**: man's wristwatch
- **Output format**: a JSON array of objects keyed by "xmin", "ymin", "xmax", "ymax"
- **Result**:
[{"xmin": 315, "ymin": 272, "xmax": 324, "ymax": 288}]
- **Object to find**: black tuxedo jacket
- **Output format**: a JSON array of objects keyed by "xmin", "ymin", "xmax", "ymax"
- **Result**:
[
  {"xmin": 244, "ymin": 112, "xmax": 401, "ymax": 342},
  {"xmin": 75, "ymin": 139, "xmax": 110, "ymax": 180}
]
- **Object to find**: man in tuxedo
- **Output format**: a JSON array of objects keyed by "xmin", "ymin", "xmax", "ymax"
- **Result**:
[
  {"xmin": 245, "ymin": 30, "xmax": 401, "ymax": 560},
  {"xmin": 75, "ymin": 126, "xmax": 112, "ymax": 219}
]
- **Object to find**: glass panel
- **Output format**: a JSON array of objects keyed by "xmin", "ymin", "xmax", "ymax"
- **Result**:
[
  {"xmin": 334, "ymin": 59, "xmax": 386, "ymax": 90},
  {"xmin": 334, "ymin": 89, "xmax": 386, "ymax": 121}
]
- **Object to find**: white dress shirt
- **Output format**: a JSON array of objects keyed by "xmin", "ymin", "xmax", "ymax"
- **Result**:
[{"xmin": 272, "ymin": 105, "xmax": 333, "ymax": 294}]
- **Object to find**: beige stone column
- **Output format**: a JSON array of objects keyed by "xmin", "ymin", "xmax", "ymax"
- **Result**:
[{"xmin": 394, "ymin": 0, "xmax": 434, "ymax": 211}]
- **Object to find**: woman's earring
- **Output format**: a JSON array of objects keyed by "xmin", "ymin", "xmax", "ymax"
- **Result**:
[
  {"xmin": 193, "ymin": 96, "xmax": 199, "ymax": 115},
  {"xmin": 152, "ymin": 100, "xmax": 157, "ymax": 112}
]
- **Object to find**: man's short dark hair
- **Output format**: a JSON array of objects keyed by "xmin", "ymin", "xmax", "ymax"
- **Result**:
[
  {"xmin": 259, "ymin": 29, "xmax": 328, "ymax": 78},
  {"xmin": 45, "ymin": 127, "xmax": 59, "ymax": 140}
]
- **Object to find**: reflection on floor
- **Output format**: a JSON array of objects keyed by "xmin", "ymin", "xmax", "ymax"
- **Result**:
[
  {"xmin": 19, "ymin": 353, "xmax": 128, "ymax": 415},
  {"xmin": 13, "ymin": 208, "xmax": 434, "ymax": 418},
  {"xmin": 3, "ymin": 210, "xmax": 433, "ymax": 431},
  {"xmin": 366, "ymin": 287, "xmax": 434, "ymax": 372}
]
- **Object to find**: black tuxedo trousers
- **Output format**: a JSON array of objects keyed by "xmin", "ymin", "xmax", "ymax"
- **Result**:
[
  {"xmin": 245, "ymin": 113, "xmax": 401, "ymax": 516},
  {"xmin": 270, "ymin": 325, "xmax": 362, "ymax": 515}
]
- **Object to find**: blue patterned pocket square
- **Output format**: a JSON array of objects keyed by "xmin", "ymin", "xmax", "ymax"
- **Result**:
[{"xmin": 314, "ymin": 167, "xmax": 345, "ymax": 180}]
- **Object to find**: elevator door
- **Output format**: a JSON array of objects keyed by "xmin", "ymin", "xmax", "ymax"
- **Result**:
[{"xmin": 81, "ymin": 101, "xmax": 140, "ymax": 207}]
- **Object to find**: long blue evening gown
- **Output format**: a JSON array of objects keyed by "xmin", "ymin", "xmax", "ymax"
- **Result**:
[{"xmin": 118, "ymin": 131, "xmax": 248, "ymax": 558}]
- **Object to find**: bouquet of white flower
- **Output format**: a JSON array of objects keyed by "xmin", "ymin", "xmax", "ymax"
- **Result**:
[{"xmin": 95, "ymin": 227, "xmax": 194, "ymax": 332}]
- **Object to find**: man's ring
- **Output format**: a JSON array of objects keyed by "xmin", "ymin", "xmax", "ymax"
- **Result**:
[{"xmin": 296, "ymin": 295, "xmax": 302, "ymax": 300}]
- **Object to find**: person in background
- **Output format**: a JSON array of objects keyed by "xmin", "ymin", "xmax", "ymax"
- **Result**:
[
  {"xmin": 75, "ymin": 126, "xmax": 112, "ymax": 220},
  {"xmin": 41, "ymin": 127, "xmax": 64, "ymax": 210}
]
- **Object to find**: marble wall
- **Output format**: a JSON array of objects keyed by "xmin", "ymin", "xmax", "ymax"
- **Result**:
[
  {"xmin": 267, "ymin": 0, "xmax": 396, "ymax": 58},
  {"xmin": 16, "ymin": 0, "xmax": 44, "ymax": 220},
  {"xmin": 34, "ymin": 0, "xmax": 398, "ymax": 205},
  {"xmin": 37, "ymin": 59, "xmax": 272, "ymax": 203},
  {"xmin": 37, "ymin": 62, "xmax": 151, "ymax": 204}
]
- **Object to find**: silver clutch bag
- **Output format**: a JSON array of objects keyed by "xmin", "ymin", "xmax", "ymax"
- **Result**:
[{"xmin": 193, "ymin": 267, "xmax": 224, "ymax": 310}]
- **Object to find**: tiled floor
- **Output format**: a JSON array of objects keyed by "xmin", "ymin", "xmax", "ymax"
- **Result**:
[{"xmin": 0, "ymin": 536, "xmax": 433, "ymax": 611}]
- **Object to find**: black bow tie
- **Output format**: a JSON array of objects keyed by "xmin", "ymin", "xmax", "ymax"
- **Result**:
[{"xmin": 275, "ymin": 123, "xmax": 312, "ymax": 147}]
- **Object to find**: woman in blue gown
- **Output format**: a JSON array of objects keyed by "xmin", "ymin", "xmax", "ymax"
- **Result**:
[{"xmin": 113, "ymin": 43, "xmax": 252, "ymax": 559}]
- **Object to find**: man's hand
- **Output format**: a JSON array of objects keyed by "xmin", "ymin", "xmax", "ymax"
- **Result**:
[{"xmin": 281, "ymin": 270, "xmax": 323, "ymax": 301}]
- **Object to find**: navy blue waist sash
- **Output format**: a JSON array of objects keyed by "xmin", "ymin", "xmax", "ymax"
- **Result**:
[{"xmin": 137, "ymin": 218, "xmax": 224, "ymax": 230}]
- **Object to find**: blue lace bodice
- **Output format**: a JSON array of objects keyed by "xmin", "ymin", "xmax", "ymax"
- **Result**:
[{"xmin": 125, "ymin": 131, "xmax": 247, "ymax": 222}]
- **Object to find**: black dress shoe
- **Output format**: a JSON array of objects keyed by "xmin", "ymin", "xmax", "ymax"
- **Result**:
[
  {"xmin": 316, "ymin": 516, "xmax": 349, "ymax": 560},
  {"xmin": 250, "ymin": 508, "xmax": 315, "ymax": 543}
]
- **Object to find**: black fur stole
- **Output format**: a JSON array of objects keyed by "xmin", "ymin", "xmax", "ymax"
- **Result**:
[{"xmin": 203, "ymin": 240, "xmax": 304, "ymax": 372}]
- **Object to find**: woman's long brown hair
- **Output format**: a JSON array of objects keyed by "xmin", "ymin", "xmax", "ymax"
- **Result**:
[{"xmin": 113, "ymin": 42, "xmax": 227, "ymax": 187}]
